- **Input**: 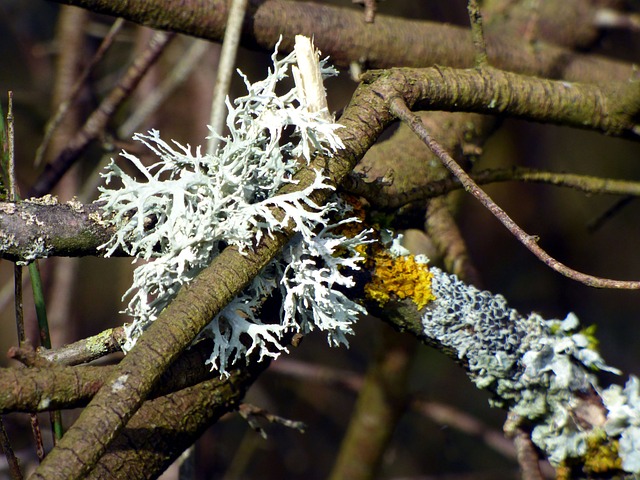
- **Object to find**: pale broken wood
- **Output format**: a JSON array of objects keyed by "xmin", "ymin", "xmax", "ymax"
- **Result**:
[{"xmin": 292, "ymin": 35, "xmax": 332, "ymax": 122}]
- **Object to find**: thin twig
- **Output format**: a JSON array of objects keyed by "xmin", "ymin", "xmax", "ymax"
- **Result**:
[
  {"xmin": 0, "ymin": 417, "xmax": 23, "ymax": 479},
  {"xmin": 7, "ymin": 93, "xmax": 26, "ymax": 344},
  {"xmin": 346, "ymin": 165, "xmax": 640, "ymax": 209},
  {"xmin": 467, "ymin": 0, "xmax": 489, "ymax": 67},
  {"xmin": 7, "ymin": 92, "xmax": 16, "ymax": 200},
  {"xmin": 28, "ymin": 31, "xmax": 174, "ymax": 198},
  {"xmin": 238, "ymin": 403, "xmax": 306, "ymax": 439},
  {"xmin": 207, "ymin": 0, "xmax": 248, "ymax": 154},
  {"xmin": 35, "ymin": 18, "xmax": 125, "ymax": 167},
  {"xmin": 38, "ymin": 327, "xmax": 126, "ymax": 366},
  {"xmin": 389, "ymin": 96, "xmax": 640, "ymax": 289},
  {"xmin": 118, "ymin": 39, "xmax": 210, "ymax": 138}
]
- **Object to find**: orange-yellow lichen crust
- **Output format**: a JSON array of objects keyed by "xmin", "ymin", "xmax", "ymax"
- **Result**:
[{"xmin": 365, "ymin": 251, "xmax": 436, "ymax": 310}]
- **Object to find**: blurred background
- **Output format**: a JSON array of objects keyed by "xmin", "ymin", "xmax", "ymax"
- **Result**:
[{"xmin": 1, "ymin": 1, "xmax": 640, "ymax": 478}]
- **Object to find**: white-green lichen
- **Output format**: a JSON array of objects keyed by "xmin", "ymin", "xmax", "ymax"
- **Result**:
[
  {"xmin": 422, "ymin": 268, "xmax": 639, "ymax": 472},
  {"xmin": 602, "ymin": 376, "xmax": 640, "ymax": 472},
  {"xmin": 98, "ymin": 39, "xmax": 370, "ymax": 375}
]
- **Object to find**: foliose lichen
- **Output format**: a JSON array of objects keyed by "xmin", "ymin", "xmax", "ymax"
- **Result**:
[
  {"xmin": 98, "ymin": 39, "xmax": 371, "ymax": 375},
  {"xmin": 421, "ymin": 268, "xmax": 640, "ymax": 473}
]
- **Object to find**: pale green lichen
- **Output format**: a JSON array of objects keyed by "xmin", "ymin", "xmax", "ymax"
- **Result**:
[
  {"xmin": 420, "ymin": 269, "xmax": 640, "ymax": 473},
  {"xmin": 99, "ymin": 38, "xmax": 370, "ymax": 375}
]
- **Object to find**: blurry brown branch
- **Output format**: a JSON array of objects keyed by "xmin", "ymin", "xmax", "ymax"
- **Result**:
[
  {"xmin": 45, "ymin": 0, "xmax": 635, "ymax": 84},
  {"xmin": 28, "ymin": 31, "xmax": 174, "ymax": 198},
  {"xmin": 271, "ymin": 358, "xmax": 517, "ymax": 462},
  {"xmin": 35, "ymin": 17, "xmax": 125, "ymax": 167},
  {"xmin": 329, "ymin": 327, "xmax": 416, "ymax": 480}
]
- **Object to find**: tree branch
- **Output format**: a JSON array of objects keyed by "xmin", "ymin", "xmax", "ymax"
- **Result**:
[
  {"xmin": 46, "ymin": 0, "xmax": 634, "ymax": 84},
  {"xmin": 389, "ymin": 95, "xmax": 640, "ymax": 289},
  {"xmin": 0, "ymin": 200, "xmax": 120, "ymax": 262},
  {"xmin": 363, "ymin": 67, "xmax": 640, "ymax": 140}
]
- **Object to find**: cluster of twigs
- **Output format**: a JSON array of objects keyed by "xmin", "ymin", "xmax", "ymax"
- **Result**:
[{"xmin": 1, "ymin": 1, "xmax": 640, "ymax": 479}]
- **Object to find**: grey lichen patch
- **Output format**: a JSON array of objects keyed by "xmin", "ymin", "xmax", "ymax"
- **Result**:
[
  {"xmin": 0, "ymin": 202, "xmax": 16, "ymax": 214},
  {"xmin": 422, "ymin": 267, "xmax": 625, "ymax": 469},
  {"xmin": 17, "ymin": 236, "xmax": 52, "ymax": 265},
  {"xmin": 88, "ymin": 204, "xmax": 111, "ymax": 228},
  {"xmin": 66, "ymin": 196, "xmax": 84, "ymax": 213},
  {"xmin": 0, "ymin": 231, "xmax": 18, "ymax": 253},
  {"xmin": 19, "ymin": 210, "xmax": 44, "ymax": 227},
  {"xmin": 25, "ymin": 194, "xmax": 59, "ymax": 206}
]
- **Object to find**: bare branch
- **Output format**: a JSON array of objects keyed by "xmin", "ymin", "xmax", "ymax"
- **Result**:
[
  {"xmin": 28, "ymin": 31, "xmax": 175, "ymax": 198},
  {"xmin": 348, "ymin": 166, "xmax": 640, "ymax": 210},
  {"xmin": 47, "ymin": 0, "xmax": 634, "ymax": 84},
  {"xmin": 389, "ymin": 96, "xmax": 640, "ymax": 289},
  {"xmin": 362, "ymin": 67, "xmax": 640, "ymax": 140}
]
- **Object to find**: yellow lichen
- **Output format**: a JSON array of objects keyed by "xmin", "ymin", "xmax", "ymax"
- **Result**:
[
  {"xmin": 365, "ymin": 251, "xmax": 435, "ymax": 310},
  {"xmin": 583, "ymin": 430, "xmax": 622, "ymax": 474}
]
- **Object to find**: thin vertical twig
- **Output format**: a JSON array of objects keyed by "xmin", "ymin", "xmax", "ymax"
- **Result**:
[
  {"xmin": 389, "ymin": 96, "xmax": 640, "ymax": 289},
  {"xmin": 0, "ymin": 417, "xmax": 23, "ymax": 480},
  {"xmin": 7, "ymin": 93, "xmax": 25, "ymax": 343},
  {"xmin": 207, "ymin": 0, "xmax": 248, "ymax": 154},
  {"xmin": 467, "ymin": 0, "xmax": 489, "ymax": 68},
  {"xmin": 7, "ymin": 92, "xmax": 47, "ymax": 463}
]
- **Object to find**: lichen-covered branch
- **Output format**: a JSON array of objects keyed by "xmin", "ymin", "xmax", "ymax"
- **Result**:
[
  {"xmin": 368, "ymin": 262, "xmax": 637, "ymax": 476},
  {"xmin": 28, "ymin": 40, "xmax": 384, "ymax": 480},
  {"xmin": 0, "ymin": 199, "xmax": 120, "ymax": 262}
]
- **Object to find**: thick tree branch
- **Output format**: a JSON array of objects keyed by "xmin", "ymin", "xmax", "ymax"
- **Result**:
[
  {"xmin": 46, "ymin": 0, "xmax": 634, "ymax": 84},
  {"xmin": 86, "ymin": 363, "xmax": 265, "ymax": 479},
  {"xmin": 363, "ymin": 67, "xmax": 640, "ymax": 139}
]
